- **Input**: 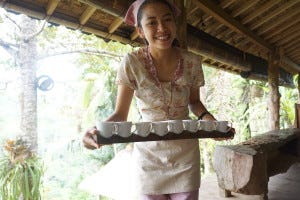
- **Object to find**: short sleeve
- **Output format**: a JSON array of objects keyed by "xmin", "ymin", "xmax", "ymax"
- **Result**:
[
  {"xmin": 192, "ymin": 55, "xmax": 205, "ymax": 88},
  {"xmin": 115, "ymin": 54, "xmax": 137, "ymax": 90}
]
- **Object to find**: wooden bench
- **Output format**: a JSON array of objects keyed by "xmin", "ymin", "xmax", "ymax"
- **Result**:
[{"xmin": 213, "ymin": 128, "xmax": 300, "ymax": 200}]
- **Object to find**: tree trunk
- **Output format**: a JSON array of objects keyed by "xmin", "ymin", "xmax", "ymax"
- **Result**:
[{"xmin": 19, "ymin": 15, "xmax": 38, "ymax": 152}]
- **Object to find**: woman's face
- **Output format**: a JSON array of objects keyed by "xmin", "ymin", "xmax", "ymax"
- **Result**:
[{"xmin": 137, "ymin": 2, "xmax": 177, "ymax": 50}]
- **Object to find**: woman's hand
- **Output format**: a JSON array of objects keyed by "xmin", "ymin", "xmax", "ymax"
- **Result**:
[
  {"xmin": 214, "ymin": 126, "xmax": 236, "ymax": 141},
  {"xmin": 82, "ymin": 127, "xmax": 101, "ymax": 149}
]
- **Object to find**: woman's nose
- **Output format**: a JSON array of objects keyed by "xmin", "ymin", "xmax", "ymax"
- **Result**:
[{"xmin": 157, "ymin": 21, "xmax": 167, "ymax": 31}]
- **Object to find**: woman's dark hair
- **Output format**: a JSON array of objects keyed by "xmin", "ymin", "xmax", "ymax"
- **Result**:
[{"xmin": 136, "ymin": 0, "xmax": 180, "ymax": 47}]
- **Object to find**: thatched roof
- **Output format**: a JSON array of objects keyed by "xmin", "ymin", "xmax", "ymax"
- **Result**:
[{"xmin": 1, "ymin": 0, "xmax": 299, "ymax": 85}]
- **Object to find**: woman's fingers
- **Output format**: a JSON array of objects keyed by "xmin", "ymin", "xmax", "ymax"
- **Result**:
[{"xmin": 82, "ymin": 128, "xmax": 100, "ymax": 149}]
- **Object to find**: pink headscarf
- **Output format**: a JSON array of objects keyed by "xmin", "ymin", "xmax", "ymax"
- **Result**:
[{"xmin": 124, "ymin": 0, "xmax": 181, "ymax": 26}]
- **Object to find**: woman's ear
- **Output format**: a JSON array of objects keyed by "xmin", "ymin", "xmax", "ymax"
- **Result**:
[{"xmin": 136, "ymin": 27, "xmax": 145, "ymax": 38}]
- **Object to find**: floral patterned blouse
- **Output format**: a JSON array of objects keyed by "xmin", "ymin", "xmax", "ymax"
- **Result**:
[{"xmin": 116, "ymin": 47, "xmax": 205, "ymax": 195}]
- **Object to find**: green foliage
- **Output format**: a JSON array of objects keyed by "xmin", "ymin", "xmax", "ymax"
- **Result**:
[
  {"xmin": 280, "ymin": 86, "xmax": 298, "ymax": 128},
  {"xmin": 0, "ymin": 139, "xmax": 44, "ymax": 200}
]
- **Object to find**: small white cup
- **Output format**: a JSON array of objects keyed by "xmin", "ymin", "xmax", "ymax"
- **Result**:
[
  {"xmin": 133, "ymin": 122, "xmax": 152, "ymax": 137},
  {"xmin": 152, "ymin": 121, "xmax": 168, "ymax": 136},
  {"xmin": 115, "ymin": 122, "xmax": 132, "ymax": 137},
  {"xmin": 183, "ymin": 119, "xmax": 199, "ymax": 132},
  {"xmin": 215, "ymin": 121, "xmax": 232, "ymax": 133},
  {"xmin": 96, "ymin": 121, "xmax": 117, "ymax": 138},
  {"xmin": 199, "ymin": 120, "xmax": 216, "ymax": 132},
  {"xmin": 168, "ymin": 120, "xmax": 184, "ymax": 134}
]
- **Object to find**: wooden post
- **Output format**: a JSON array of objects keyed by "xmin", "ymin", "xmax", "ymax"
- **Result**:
[
  {"xmin": 268, "ymin": 53, "xmax": 280, "ymax": 130},
  {"xmin": 298, "ymin": 72, "xmax": 300, "ymax": 103},
  {"xmin": 174, "ymin": 0, "xmax": 188, "ymax": 49}
]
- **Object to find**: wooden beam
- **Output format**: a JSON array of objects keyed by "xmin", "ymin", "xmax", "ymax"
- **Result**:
[
  {"xmin": 281, "ymin": 56, "xmax": 300, "ymax": 75},
  {"xmin": 46, "ymin": 0, "xmax": 60, "ymax": 16},
  {"xmin": 264, "ymin": 13, "xmax": 300, "ymax": 40},
  {"xmin": 200, "ymin": 0, "xmax": 238, "ymax": 36},
  {"xmin": 79, "ymin": 6, "xmax": 96, "ymax": 25},
  {"xmin": 277, "ymin": 30, "xmax": 300, "ymax": 46},
  {"xmin": 268, "ymin": 24, "xmax": 300, "ymax": 44},
  {"xmin": 283, "ymin": 38, "xmax": 300, "ymax": 51},
  {"xmin": 78, "ymin": 0, "xmax": 128, "ymax": 18},
  {"xmin": 268, "ymin": 54, "xmax": 280, "ymax": 130},
  {"xmin": 241, "ymin": 0, "xmax": 281, "ymax": 25},
  {"xmin": 217, "ymin": 28, "xmax": 233, "ymax": 41},
  {"xmin": 130, "ymin": 30, "xmax": 139, "ymax": 41},
  {"xmin": 257, "ymin": 6, "xmax": 300, "ymax": 36},
  {"xmin": 220, "ymin": 0, "xmax": 236, "ymax": 9},
  {"xmin": 192, "ymin": 0, "xmax": 273, "ymax": 51},
  {"xmin": 290, "ymin": 54, "xmax": 300, "ymax": 61},
  {"xmin": 205, "ymin": 21, "xmax": 222, "ymax": 34},
  {"xmin": 187, "ymin": 6, "xmax": 198, "ymax": 17},
  {"xmin": 108, "ymin": 17, "xmax": 123, "ymax": 33},
  {"xmin": 236, "ymin": 38, "xmax": 250, "ymax": 49},
  {"xmin": 231, "ymin": 0, "xmax": 259, "ymax": 18},
  {"xmin": 250, "ymin": 1, "xmax": 298, "ymax": 30},
  {"xmin": 174, "ymin": 0, "xmax": 187, "ymax": 49}
]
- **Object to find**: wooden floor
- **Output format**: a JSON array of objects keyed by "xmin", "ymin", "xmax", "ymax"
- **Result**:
[{"xmin": 199, "ymin": 163, "xmax": 300, "ymax": 200}]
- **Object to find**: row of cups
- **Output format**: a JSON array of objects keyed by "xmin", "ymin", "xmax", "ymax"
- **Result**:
[{"xmin": 96, "ymin": 119, "xmax": 232, "ymax": 138}]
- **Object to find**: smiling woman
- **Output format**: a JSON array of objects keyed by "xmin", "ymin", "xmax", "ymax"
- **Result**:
[{"xmin": 82, "ymin": 1, "xmax": 227, "ymax": 200}]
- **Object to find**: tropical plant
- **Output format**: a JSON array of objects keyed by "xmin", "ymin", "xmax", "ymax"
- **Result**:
[{"xmin": 0, "ymin": 137, "xmax": 44, "ymax": 200}]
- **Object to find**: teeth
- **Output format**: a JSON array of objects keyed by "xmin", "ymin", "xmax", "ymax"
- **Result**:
[{"xmin": 156, "ymin": 35, "xmax": 169, "ymax": 40}]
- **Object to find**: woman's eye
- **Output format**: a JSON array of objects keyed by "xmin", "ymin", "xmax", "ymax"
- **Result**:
[{"xmin": 147, "ymin": 21, "xmax": 157, "ymax": 26}]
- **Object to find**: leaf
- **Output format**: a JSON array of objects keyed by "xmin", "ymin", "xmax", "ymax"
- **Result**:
[{"xmin": 24, "ymin": 166, "xmax": 30, "ymax": 200}]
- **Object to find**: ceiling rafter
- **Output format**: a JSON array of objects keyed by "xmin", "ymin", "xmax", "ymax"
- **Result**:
[
  {"xmin": 108, "ymin": 17, "xmax": 123, "ymax": 33},
  {"xmin": 250, "ymin": 1, "xmax": 299, "ymax": 30},
  {"xmin": 46, "ymin": 0, "xmax": 60, "ymax": 16},
  {"xmin": 241, "ymin": 0, "xmax": 281, "ymax": 25},
  {"xmin": 220, "ymin": 0, "xmax": 236, "ymax": 10},
  {"xmin": 201, "ymin": 0, "xmax": 236, "ymax": 36},
  {"xmin": 256, "ymin": 6, "xmax": 300, "ymax": 36},
  {"xmin": 276, "ymin": 30, "xmax": 300, "ymax": 47},
  {"xmin": 200, "ymin": 0, "xmax": 235, "ymax": 28},
  {"xmin": 231, "ymin": 0, "xmax": 259, "ymax": 18},
  {"xmin": 79, "ymin": 6, "xmax": 96, "ymax": 25},
  {"xmin": 130, "ymin": 30, "xmax": 139, "ymax": 41},
  {"xmin": 192, "ymin": 0, "xmax": 273, "ymax": 51},
  {"xmin": 268, "ymin": 23, "xmax": 300, "ymax": 44},
  {"xmin": 264, "ymin": 14, "xmax": 300, "ymax": 40},
  {"xmin": 215, "ymin": 0, "xmax": 285, "ymax": 51},
  {"xmin": 284, "ymin": 40, "xmax": 300, "ymax": 53}
]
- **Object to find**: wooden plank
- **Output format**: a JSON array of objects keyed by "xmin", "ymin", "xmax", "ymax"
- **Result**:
[
  {"xmin": 257, "ymin": 6, "xmax": 300, "ymax": 36},
  {"xmin": 192, "ymin": 0, "xmax": 274, "ymax": 51},
  {"xmin": 268, "ymin": 24, "xmax": 300, "ymax": 44},
  {"xmin": 264, "ymin": 13, "xmax": 300, "ymax": 40},
  {"xmin": 277, "ymin": 30, "xmax": 300, "ymax": 46},
  {"xmin": 130, "ymin": 30, "xmax": 139, "ymax": 41},
  {"xmin": 241, "ymin": 0, "xmax": 281, "ymax": 24},
  {"xmin": 250, "ymin": 1, "xmax": 299, "ymax": 30},
  {"xmin": 46, "ymin": 0, "xmax": 60, "ymax": 16},
  {"xmin": 96, "ymin": 130, "xmax": 235, "ymax": 144},
  {"xmin": 231, "ymin": 0, "xmax": 259, "ymax": 18},
  {"xmin": 79, "ymin": 6, "xmax": 96, "ymax": 25},
  {"xmin": 108, "ymin": 17, "xmax": 123, "ymax": 33}
]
